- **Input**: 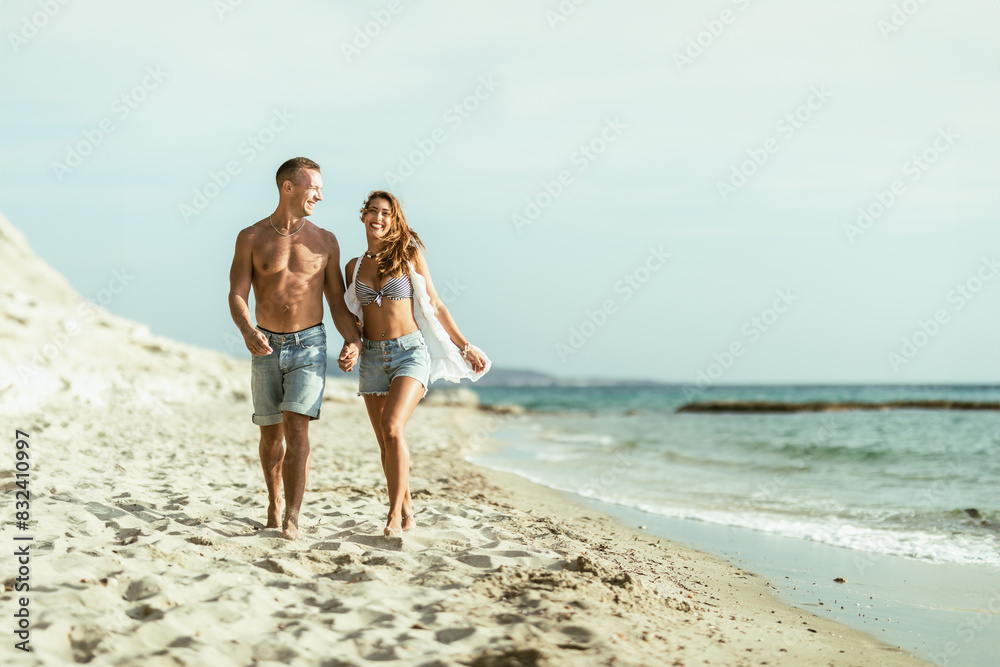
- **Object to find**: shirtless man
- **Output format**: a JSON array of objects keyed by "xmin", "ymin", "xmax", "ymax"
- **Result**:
[{"xmin": 228, "ymin": 157, "xmax": 360, "ymax": 540}]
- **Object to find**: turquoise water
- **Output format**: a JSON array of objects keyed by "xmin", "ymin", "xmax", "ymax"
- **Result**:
[{"xmin": 469, "ymin": 385, "xmax": 1000, "ymax": 567}]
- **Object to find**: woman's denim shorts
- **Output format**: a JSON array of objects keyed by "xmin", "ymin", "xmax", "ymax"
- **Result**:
[{"xmin": 358, "ymin": 330, "xmax": 430, "ymax": 399}]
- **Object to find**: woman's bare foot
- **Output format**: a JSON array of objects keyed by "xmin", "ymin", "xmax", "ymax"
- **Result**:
[
  {"xmin": 281, "ymin": 511, "xmax": 299, "ymax": 540},
  {"xmin": 402, "ymin": 511, "xmax": 416, "ymax": 531},
  {"xmin": 384, "ymin": 512, "xmax": 403, "ymax": 537}
]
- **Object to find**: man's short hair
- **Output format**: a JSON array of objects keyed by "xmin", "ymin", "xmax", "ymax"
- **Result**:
[{"xmin": 276, "ymin": 157, "xmax": 320, "ymax": 189}]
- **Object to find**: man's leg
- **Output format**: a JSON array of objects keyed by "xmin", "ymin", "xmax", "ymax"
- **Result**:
[
  {"xmin": 258, "ymin": 424, "xmax": 284, "ymax": 528},
  {"xmin": 280, "ymin": 411, "xmax": 312, "ymax": 540}
]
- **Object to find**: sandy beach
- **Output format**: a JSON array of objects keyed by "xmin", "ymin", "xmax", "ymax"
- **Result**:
[{"xmin": 0, "ymin": 215, "xmax": 929, "ymax": 666}]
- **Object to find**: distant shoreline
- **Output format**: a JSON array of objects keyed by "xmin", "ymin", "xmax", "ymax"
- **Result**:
[{"xmin": 676, "ymin": 400, "xmax": 1000, "ymax": 413}]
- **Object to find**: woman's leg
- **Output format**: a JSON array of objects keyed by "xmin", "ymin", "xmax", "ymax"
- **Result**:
[
  {"xmin": 362, "ymin": 392, "xmax": 390, "ymax": 475},
  {"xmin": 362, "ymin": 384, "xmax": 420, "ymax": 532},
  {"xmin": 377, "ymin": 376, "xmax": 424, "ymax": 535}
]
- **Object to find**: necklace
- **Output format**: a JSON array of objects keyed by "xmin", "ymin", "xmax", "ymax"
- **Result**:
[{"xmin": 270, "ymin": 215, "xmax": 305, "ymax": 237}]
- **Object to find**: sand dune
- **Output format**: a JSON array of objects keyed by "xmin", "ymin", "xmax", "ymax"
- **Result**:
[{"xmin": 0, "ymin": 214, "xmax": 927, "ymax": 665}]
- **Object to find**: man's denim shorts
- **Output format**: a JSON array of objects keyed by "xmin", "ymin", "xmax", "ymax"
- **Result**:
[
  {"xmin": 358, "ymin": 330, "xmax": 430, "ymax": 399},
  {"xmin": 251, "ymin": 323, "xmax": 327, "ymax": 425}
]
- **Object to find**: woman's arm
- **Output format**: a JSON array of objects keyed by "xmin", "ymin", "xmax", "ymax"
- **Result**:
[{"xmin": 412, "ymin": 249, "xmax": 486, "ymax": 373}]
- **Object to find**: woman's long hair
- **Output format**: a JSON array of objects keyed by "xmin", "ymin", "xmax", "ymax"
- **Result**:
[{"xmin": 360, "ymin": 190, "xmax": 425, "ymax": 278}]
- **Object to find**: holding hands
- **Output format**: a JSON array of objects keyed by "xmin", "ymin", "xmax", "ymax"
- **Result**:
[{"xmin": 339, "ymin": 340, "xmax": 360, "ymax": 372}]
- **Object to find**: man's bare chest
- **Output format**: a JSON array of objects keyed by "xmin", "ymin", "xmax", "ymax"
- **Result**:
[{"xmin": 253, "ymin": 237, "xmax": 327, "ymax": 278}]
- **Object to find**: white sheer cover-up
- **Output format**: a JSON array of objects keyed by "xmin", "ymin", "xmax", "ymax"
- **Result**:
[{"xmin": 345, "ymin": 256, "xmax": 491, "ymax": 384}]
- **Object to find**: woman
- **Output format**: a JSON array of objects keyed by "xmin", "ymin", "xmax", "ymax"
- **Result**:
[{"xmin": 342, "ymin": 190, "xmax": 489, "ymax": 536}]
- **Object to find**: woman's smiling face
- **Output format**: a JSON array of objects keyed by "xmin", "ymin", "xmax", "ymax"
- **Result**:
[{"xmin": 363, "ymin": 197, "xmax": 393, "ymax": 237}]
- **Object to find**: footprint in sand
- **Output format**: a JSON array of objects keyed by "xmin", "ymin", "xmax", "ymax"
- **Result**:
[
  {"xmin": 456, "ymin": 553, "xmax": 494, "ymax": 568},
  {"xmin": 435, "ymin": 627, "xmax": 477, "ymax": 644},
  {"xmin": 69, "ymin": 623, "xmax": 107, "ymax": 663},
  {"xmin": 85, "ymin": 501, "xmax": 128, "ymax": 522}
]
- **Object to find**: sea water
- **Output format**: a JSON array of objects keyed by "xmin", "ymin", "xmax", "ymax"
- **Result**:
[{"xmin": 468, "ymin": 384, "xmax": 1000, "ymax": 568}]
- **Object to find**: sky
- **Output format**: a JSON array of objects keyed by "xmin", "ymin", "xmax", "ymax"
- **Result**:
[{"xmin": 1, "ymin": 0, "xmax": 998, "ymax": 384}]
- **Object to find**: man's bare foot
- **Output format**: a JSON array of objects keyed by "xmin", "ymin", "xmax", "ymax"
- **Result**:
[
  {"xmin": 266, "ymin": 500, "xmax": 283, "ymax": 529},
  {"xmin": 402, "ymin": 511, "xmax": 416, "ymax": 531},
  {"xmin": 281, "ymin": 512, "xmax": 299, "ymax": 540}
]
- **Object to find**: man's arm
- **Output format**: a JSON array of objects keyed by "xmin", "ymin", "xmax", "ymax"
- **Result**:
[
  {"xmin": 228, "ymin": 228, "xmax": 272, "ymax": 356},
  {"xmin": 322, "ymin": 233, "xmax": 361, "ymax": 372}
]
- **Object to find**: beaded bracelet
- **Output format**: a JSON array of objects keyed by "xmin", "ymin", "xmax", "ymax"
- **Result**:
[{"xmin": 460, "ymin": 343, "xmax": 472, "ymax": 359}]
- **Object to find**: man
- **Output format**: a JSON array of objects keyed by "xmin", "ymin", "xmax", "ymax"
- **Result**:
[{"xmin": 228, "ymin": 157, "xmax": 360, "ymax": 540}]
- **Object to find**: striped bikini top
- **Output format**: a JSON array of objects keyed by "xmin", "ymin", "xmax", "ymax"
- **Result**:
[{"xmin": 354, "ymin": 255, "xmax": 414, "ymax": 307}]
